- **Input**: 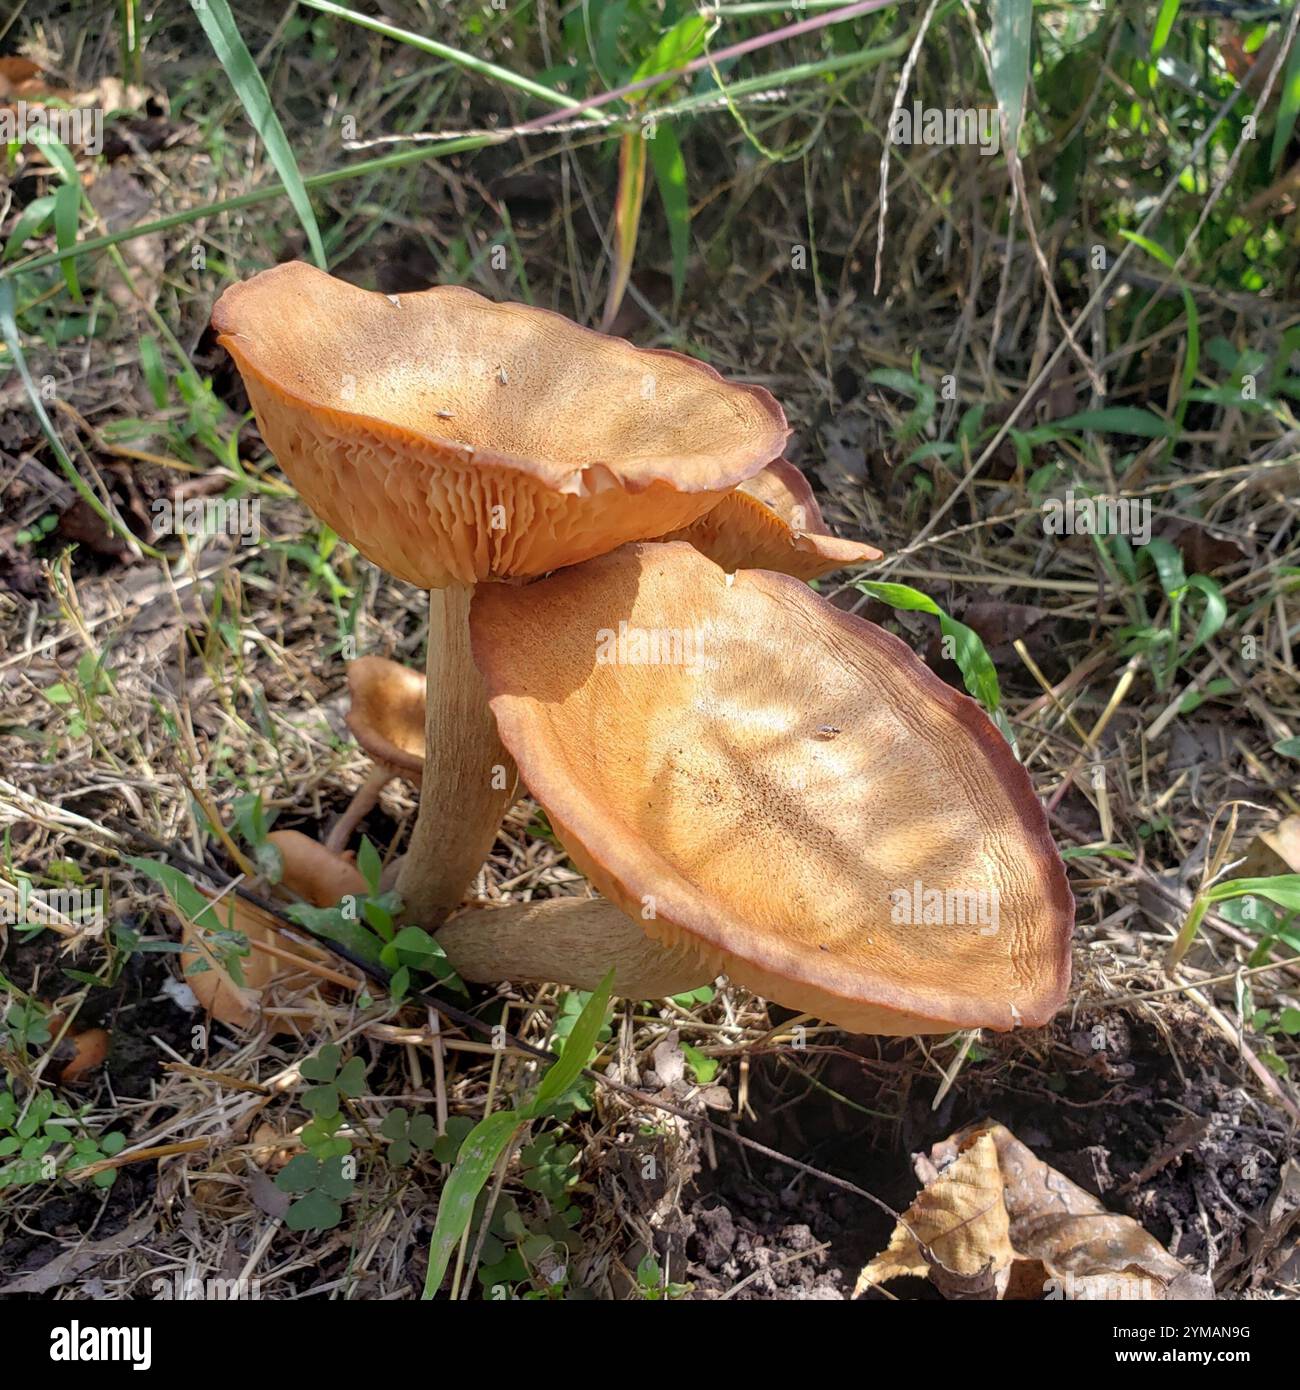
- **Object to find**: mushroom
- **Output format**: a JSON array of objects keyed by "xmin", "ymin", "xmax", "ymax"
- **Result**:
[
  {"xmin": 212, "ymin": 263, "xmax": 787, "ymax": 926},
  {"xmin": 468, "ymin": 542, "xmax": 1074, "ymax": 1035},
  {"xmin": 268, "ymin": 828, "xmax": 368, "ymax": 905},
  {"xmin": 58, "ymin": 1027, "xmax": 110, "ymax": 1085},
  {"xmin": 666, "ymin": 457, "xmax": 884, "ymax": 580},
  {"xmin": 264, "ymin": 831, "xmax": 712, "ymax": 1001},
  {"xmin": 177, "ymin": 831, "xmax": 363, "ymax": 1030},
  {"xmin": 325, "ymin": 657, "xmax": 426, "ymax": 853},
  {"xmin": 438, "ymin": 897, "xmax": 712, "ymax": 998}
]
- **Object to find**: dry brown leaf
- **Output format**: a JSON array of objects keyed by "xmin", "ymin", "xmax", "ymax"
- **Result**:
[
  {"xmin": 1235, "ymin": 816, "xmax": 1300, "ymax": 880},
  {"xmin": 0, "ymin": 1212, "xmax": 155, "ymax": 1295},
  {"xmin": 857, "ymin": 1131, "xmax": 1016, "ymax": 1299},
  {"xmin": 857, "ymin": 1120, "xmax": 1212, "ymax": 1301}
]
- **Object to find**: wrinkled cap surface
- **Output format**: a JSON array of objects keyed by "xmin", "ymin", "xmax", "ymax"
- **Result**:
[
  {"xmin": 470, "ymin": 542, "xmax": 1073, "ymax": 1035},
  {"xmin": 213, "ymin": 262, "xmax": 788, "ymax": 588},
  {"xmin": 345, "ymin": 656, "xmax": 425, "ymax": 777},
  {"xmin": 668, "ymin": 458, "xmax": 883, "ymax": 579}
]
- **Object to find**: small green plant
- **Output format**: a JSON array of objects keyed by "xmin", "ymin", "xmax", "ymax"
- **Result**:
[
  {"xmin": 473, "ymin": 1134, "xmax": 587, "ymax": 1299},
  {"xmin": 635, "ymin": 1253, "xmax": 690, "ymax": 1301},
  {"xmin": 422, "ymin": 973, "xmax": 615, "ymax": 1299},
  {"xmin": 275, "ymin": 1152, "xmax": 354, "ymax": 1231},
  {"xmin": 14, "ymin": 512, "xmax": 58, "ymax": 546},
  {"xmin": 1249, "ymin": 1006, "xmax": 1300, "ymax": 1078},
  {"xmin": 273, "ymin": 1043, "xmax": 368, "ymax": 1231},
  {"xmin": 681, "ymin": 1041, "xmax": 718, "ymax": 1085},
  {"xmin": 1107, "ymin": 537, "xmax": 1227, "ymax": 693},
  {"xmin": 299, "ymin": 1042, "xmax": 367, "ymax": 1117},
  {"xmin": 0, "ymin": 1088, "xmax": 125, "ymax": 1190},
  {"xmin": 1168, "ymin": 874, "xmax": 1300, "ymax": 973},
  {"xmin": 43, "ymin": 651, "xmax": 116, "ymax": 740},
  {"xmin": 286, "ymin": 836, "xmax": 463, "ymax": 1004},
  {"xmin": 2, "ymin": 999, "xmax": 52, "ymax": 1051},
  {"xmin": 380, "ymin": 1107, "xmax": 439, "ymax": 1166}
]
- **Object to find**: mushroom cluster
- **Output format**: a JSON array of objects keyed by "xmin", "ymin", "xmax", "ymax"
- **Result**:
[{"xmin": 213, "ymin": 263, "xmax": 1073, "ymax": 1035}]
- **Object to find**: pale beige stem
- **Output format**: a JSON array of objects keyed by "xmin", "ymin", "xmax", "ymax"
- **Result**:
[
  {"xmin": 395, "ymin": 585, "xmax": 517, "ymax": 926},
  {"xmin": 325, "ymin": 763, "xmax": 394, "ymax": 854},
  {"xmin": 437, "ymin": 897, "xmax": 713, "ymax": 999}
]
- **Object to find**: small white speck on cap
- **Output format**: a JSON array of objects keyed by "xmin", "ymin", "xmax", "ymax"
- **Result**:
[{"xmin": 724, "ymin": 572, "xmax": 736, "ymax": 588}]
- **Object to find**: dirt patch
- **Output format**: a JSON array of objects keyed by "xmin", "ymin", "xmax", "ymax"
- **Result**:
[{"xmin": 669, "ymin": 998, "xmax": 1296, "ymax": 1299}]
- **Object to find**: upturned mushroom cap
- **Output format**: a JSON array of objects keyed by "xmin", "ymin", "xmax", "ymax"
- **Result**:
[
  {"xmin": 469, "ymin": 543, "xmax": 1074, "ymax": 1035},
  {"xmin": 212, "ymin": 263, "xmax": 788, "ymax": 588},
  {"xmin": 344, "ymin": 657, "xmax": 425, "ymax": 777},
  {"xmin": 665, "ymin": 458, "xmax": 883, "ymax": 580}
]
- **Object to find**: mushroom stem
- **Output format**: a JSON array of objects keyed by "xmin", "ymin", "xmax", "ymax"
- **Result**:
[
  {"xmin": 437, "ymin": 898, "xmax": 712, "ymax": 999},
  {"xmin": 324, "ymin": 764, "xmax": 395, "ymax": 855},
  {"xmin": 395, "ymin": 585, "xmax": 517, "ymax": 926}
]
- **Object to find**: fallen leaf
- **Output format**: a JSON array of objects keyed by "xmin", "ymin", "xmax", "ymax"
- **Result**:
[
  {"xmin": 1159, "ymin": 519, "xmax": 1249, "ymax": 576},
  {"xmin": 857, "ymin": 1120, "xmax": 1212, "ymax": 1301},
  {"xmin": 0, "ymin": 1212, "xmax": 155, "ymax": 1294},
  {"xmin": 1235, "ymin": 816, "xmax": 1300, "ymax": 879}
]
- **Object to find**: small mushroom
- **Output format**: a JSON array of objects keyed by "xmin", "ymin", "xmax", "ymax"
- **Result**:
[
  {"xmin": 666, "ymin": 458, "xmax": 883, "ymax": 579},
  {"xmin": 213, "ymin": 264, "xmax": 787, "ymax": 926},
  {"xmin": 46, "ymin": 1012, "xmax": 111, "ymax": 1085},
  {"xmin": 268, "ymin": 828, "xmax": 367, "ymax": 905},
  {"xmin": 177, "ymin": 832, "xmax": 361, "ymax": 1030},
  {"xmin": 327, "ymin": 657, "xmax": 426, "ymax": 852},
  {"xmin": 470, "ymin": 542, "xmax": 1074, "ymax": 1035},
  {"xmin": 59, "ymin": 1027, "xmax": 110, "ymax": 1084}
]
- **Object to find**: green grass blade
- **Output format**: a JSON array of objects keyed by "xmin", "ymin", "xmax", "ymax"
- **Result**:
[
  {"xmin": 1208, "ymin": 875, "xmax": 1300, "ymax": 913},
  {"xmin": 421, "ymin": 1109, "xmax": 524, "ymax": 1299},
  {"xmin": 188, "ymin": 0, "xmax": 326, "ymax": 268},
  {"xmin": 298, "ymin": 0, "xmax": 577, "ymax": 112},
  {"xmin": 4, "ymin": 194, "xmax": 57, "ymax": 262},
  {"xmin": 1271, "ymin": 22, "xmax": 1300, "ymax": 172},
  {"xmin": 1041, "ymin": 407, "xmax": 1173, "ymax": 438},
  {"xmin": 990, "ymin": 0, "xmax": 1033, "ymax": 149},
  {"xmin": 852, "ymin": 579, "xmax": 1008, "ymax": 736},
  {"xmin": 53, "ymin": 182, "xmax": 83, "ymax": 302},
  {"xmin": 527, "ymin": 972, "xmax": 614, "ymax": 1117},
  {"xmin": 648, "ymin": 124, "xmax": 690, "ymax": 310},
  {"xmin": 0, "ymin": 280, "xmax": 157, "ymax": 558},
  {"xmin": 1151, "ymin": 0, "xmax": 1181, "ymax": 57},
  {"xmin": 601, "ymin": 132, "xmax": 648, "ymax": 331}
]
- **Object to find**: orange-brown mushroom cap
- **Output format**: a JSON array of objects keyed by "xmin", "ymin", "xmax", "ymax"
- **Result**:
[
  {"xmin": 665, "ymin": 458, "xmax": 883, "ymax": 580},
  {"xmin": 469, "ymin": 543, "xmax": 1073, "ymax": 1035},
  {"xmin": 212, "ymin": 263, "xmax": 789, "ymax": 588},
  {"xmin": 267, "ymin": 829, "xmax": 367, "ymax": 906},
  {"xmin": 345, "ymin": 656, "xmax": 425, "ymax": 777}
]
